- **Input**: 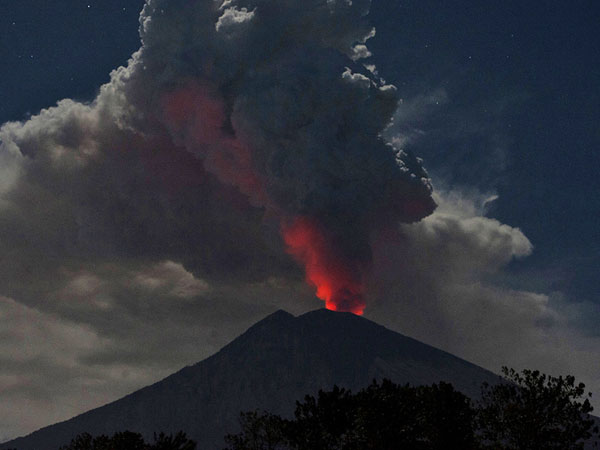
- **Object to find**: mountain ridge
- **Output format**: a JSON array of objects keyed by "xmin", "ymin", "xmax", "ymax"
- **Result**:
[{"xmin": 2, "ymin": 308, "xmax": 503, "ymax": 450}]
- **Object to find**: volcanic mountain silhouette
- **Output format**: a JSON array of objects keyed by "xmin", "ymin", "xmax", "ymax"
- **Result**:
[{"xmin": 2, "ymin": 309, "xmax": 502, "ymax": 450}]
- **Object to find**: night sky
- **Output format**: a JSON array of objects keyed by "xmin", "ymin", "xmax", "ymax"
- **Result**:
[
  {"xmin": 0, "ymin": 1, "xmax": 143, "ymax": 122},
  {"xmin": 369, "ymin": 0, "xmax": 600, "ymax": 299},
  {"xmin": 0, "ymin": 0, "xmax": 599, "ymax": 441}
]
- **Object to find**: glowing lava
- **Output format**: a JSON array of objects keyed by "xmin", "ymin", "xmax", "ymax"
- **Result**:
[{"xmin": 282, "ymin": 216, "xmax": 365, "ymax": 315}]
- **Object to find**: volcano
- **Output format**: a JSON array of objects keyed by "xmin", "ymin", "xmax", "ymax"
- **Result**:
[{"xmin": 2, "ymin": 309, "xmax": 502, "ymax": 450}]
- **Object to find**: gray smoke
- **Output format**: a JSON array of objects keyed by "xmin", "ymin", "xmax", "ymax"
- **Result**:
[
  {"xmin": 131, "ymin": 0, "xmax": 436, "ymax": 249},
  {"xmin": 0, "ymin": 0, "xmax": 434, "ymax": 312}
]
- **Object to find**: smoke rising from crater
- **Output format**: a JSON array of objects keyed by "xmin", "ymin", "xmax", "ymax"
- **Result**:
[
  {"xmin": 0, "ymin": 0, "xmax": 435, "ymax": 314},
  {"xmin": 139, "ymin": 0, "xmax": 435, "ymax": 311}
]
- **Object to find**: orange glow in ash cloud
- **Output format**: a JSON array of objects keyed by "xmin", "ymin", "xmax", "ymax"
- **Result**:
[{"xmin": 282, "ymin": 216, "xmax": 365, "ymax": 315}]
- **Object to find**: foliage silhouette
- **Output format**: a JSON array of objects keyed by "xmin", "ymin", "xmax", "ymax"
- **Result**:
[
  {"xmin": 476, "ymin": 366, "xmax": 599, "ymax": 449},
  {"xmin": 224, "ymin": 379, "xmax": 478, "ymax": 450},
  {"xmin": 57, "ymin": 430, "xmax": 195, "ymax": 450},
  {"xmin": 19, "ymin": 368, "xmax": 595, "ymax": 450},
  {"xmin": 225, "ymin": 370, "xmax": 599, "ymax": 450}
]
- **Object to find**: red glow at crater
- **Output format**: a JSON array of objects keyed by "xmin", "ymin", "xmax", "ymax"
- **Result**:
[{"xmin": 282, "ymin": 216, "xmax": 365, "ymax": 315}]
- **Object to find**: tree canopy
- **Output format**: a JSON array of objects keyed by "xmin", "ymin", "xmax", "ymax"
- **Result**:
[
  {"xmin": 225, "ymin": 368, "xmax": 599, "ymax": 450},
  {"xmin": 476, "ymin": 367, "xmax": 599, "ymax": 449},
  {"xmin": 36, "ymin": 367, "xmax": 599, "ymax": 450},
  {"xmin": 58, "ymin": 431, "xmax": 195, "ymax": 450},
  {"xmin": 225, "ymin": 380, "xmax": 478, "ymax": 450}
]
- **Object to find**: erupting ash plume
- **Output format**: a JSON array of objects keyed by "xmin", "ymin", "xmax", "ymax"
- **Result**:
[
  {"xmin": 282, "ymin": 216, "xmax": 366, "ymax": 314},
  {"xmin": 139, "ymin": 0, "xmax": 437, "ymax": 312},
  {"xmin": 0, "ymin": 0, "xmax": 436, "ymax": 315}
]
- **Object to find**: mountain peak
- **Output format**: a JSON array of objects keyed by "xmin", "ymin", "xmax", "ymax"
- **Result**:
[
  {"xmin": 299, "ymin": 307, "xmax": 357, "ymax": 319},
  {"xmin": 1, "ymin": 308, "xmax": 500, "ymax": 450}
]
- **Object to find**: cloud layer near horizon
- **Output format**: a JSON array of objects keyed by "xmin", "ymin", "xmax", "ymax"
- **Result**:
[{"xmin": 1, "ymin": 0, "xmax": 599, "ymax": 441}]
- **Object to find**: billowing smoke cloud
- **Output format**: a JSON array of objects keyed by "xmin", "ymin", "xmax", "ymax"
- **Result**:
[
  {"xmin": 0, "ymin": 1, "xmax": 437, "ymax": 434},
  {"xmin": 1, "ymin": 0, "xmax": 434, "ymax": 314},
  {"xmin": 138, "ymin": 0, "xmax": 436, "ymax": 312}
]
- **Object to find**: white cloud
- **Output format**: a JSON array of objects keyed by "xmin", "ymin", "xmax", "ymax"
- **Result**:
[
  {"xmin": 0, "ymin": 135, "xmax": 24, "ymax": 205},
  {"xmin": 351, "ymin": 44, "xmax": 372, "ymax": 61},
  {"xmin": 216, "ymin": 6, "xmax": 255, "ymax": 33},
  {"xmin": 366, "ymin": 190, "xmax": 600, "ymax": 408},
  {"xmin": 132, "ymin": 261, "xmax": 210, "ymax": 299},
  {"xmin": 0, "ymin": 296, "xmax": 107, "ymax": 439}
]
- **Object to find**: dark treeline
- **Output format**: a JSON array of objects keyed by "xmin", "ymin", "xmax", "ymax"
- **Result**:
[
  {"xmin": 52, "ymin": 431, "xmax": 194, "ymax": 450},
  {"xmin": 10, "ymin": 367, "xmax": 599, "ymax": 450},
  {"xmin": 224, "ymin": 368, "xmax": 599, "ymax": 450}
]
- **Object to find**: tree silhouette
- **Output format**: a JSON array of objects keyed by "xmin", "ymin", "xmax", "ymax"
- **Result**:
[
  {"xmin": 224, "ymin": 410, "xmax": 288, "ymax": 450},
  {"xmin": 47, "ymin": 368, "xmax": 598, "ymax": 450},
  {"xmin": 476, "ymin": 366, "xmax": 599, "ymax": 450},
  {"xmin": 152, "ymin": 432, "xmax": 197, "ymax": 450},
  {"xmin": 224, "ymin": 380, "xmax": 478, "ymax": 450},
  {"xmin": 58, "ymin": 430, "xmax": 195, "ymax": 450},
  {"xmin": 225, "ymin": 369, "xmax": 599, "ymax": 450}
]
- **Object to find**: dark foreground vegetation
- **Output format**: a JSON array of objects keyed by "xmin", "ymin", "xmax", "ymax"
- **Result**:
[
  {"xmin": 224, "ymin": 367, "xmax": 599, "ymax": 450},
  {"xmin": 13, "ymin": 367, "xmax": 596, "ymax": 450},
  {"xmin": 58, "ymin": 431, "xmax": 196, "ymax": 450}
]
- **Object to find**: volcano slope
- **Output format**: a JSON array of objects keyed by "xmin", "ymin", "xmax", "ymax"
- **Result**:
[{"xmin": 2, "ymin": 309, "xmax": 502, "ymax": 450}]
